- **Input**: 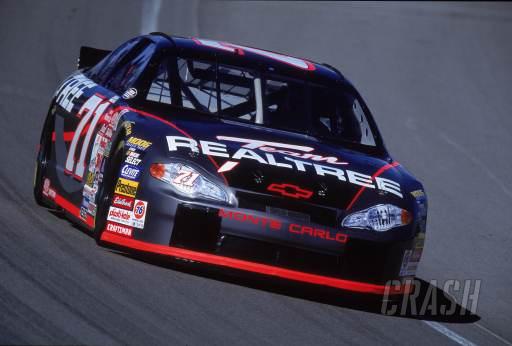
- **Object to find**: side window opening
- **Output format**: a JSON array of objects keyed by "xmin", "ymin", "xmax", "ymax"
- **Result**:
[
  {"xmin": 310, "ymin": 86, "xmax": 376, "ymax": 147},
  {"xmin": 146, "ymin": 59, "xmax": 172, "ymax": 104},
  {"xmin": 87, "ymin": 38, "xmax": 140, "ymax": 84},
  {"xmin": 106, "ymin": 41, "xmax": 156, "ymax": 93},
  {"xmin": 178, "ymin": 58, "xmax": 218, "ymax": 114},
  {"xmin": 218, "ymin": 65, "xmax": 257, "ymax": 122},
  {"xmin": 353, "ymin": 99, "xmax": 375, "ymax": 146}
]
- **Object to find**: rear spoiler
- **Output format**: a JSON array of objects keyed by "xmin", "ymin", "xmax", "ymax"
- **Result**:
[{"xmin": 77, "ymin": 46, "xmax": 111, "ymax": 69}]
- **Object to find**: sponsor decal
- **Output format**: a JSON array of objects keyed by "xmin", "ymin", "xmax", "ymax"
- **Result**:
[
  {"xmin": 80, "ymin": 206, "xmax": 88, "ymax": 220},
  {"xmin": 87, "ymin": 201, "xmax": 97, "ymax": 216},
  {"xmin": 112, "ymin": 194, "xmax": 135, "ymax": 210},
  {"xmin": 193, "ymin": 38, "xmax": 315, "ymax": 71},
  {"xmin": 399, "ymin": 250, "xmax": 418, "ymax": 276},
  {"xmin": 414, "ymin": 232, "xmax": 425, "ymax": 248},
  {"xmin": 42, "ymin": 178, "xmax": 50, "ymax": 197},
  {"xmin": 114, "ymin": 178, "xmax": 139, "ymax": 198},
  {"xmin": 173, "ymin": 168, "xmax": 199, "ymax": 186},
  {"xmin": 127, "ymin": 137, "xmax": 152, "ymax": 150},
  {"xmin": 56, "ymin": 75, "xmax": 128, "ymax": 217},
  {"xmin": 132, "ymin": 200, "xmax": 147, "ymax": 229},
  {"xmin": 411, "ymin": 232, "xmax": 425, "ymax": 262},
  {"xmin": 125, "ymin": 156, "xmax": 142, "ymax": 166},
  {"xmin": 107, "ymin": 199, "xmax": 148, "ymax": 229},
  {"xmin": 120, "ymin": 164, "xmax": 141, "ymax": 180},
  {"xmin": 82, "ymin": 184, "xmax": 96, "ymax": 200},
  {"xmin": 42, "ymin": 178, "xmax": 56, "ymax": 200},
  {"xmin": 125, "ymin": 149, "xmax": 142, "ymax": 166},
  {"xmin": 63, "ymin": 94, "xmax": 117, "ymax": 179},
  {"xmin": 410, "ymin": 189, "xmax": 425, "ymax": 198},
  {"xmin": 123, "ymin": 122, "xmax": 132, "ymax": 135},
  {"xmin": 218, "ymin": 209, "xmax": 348, "ymax": 244},
  {"xmin": 122, "ymin": 88, "xmax": 137, "ymax": 99},
  {"xmin": 107, "ymin": 206, "xmax": 132, "ymax": 224},
  {"xmin": 48, "ymin": 188, "xmax": 56, "ymax": 200},
  {"xmin": 167, "ymin": 135, "xmax": 403, "ymax": 198},
  {"xmin": 267, "ymin": 183, "xmax": 312, "ymax": 199},
  {"xmin": 105, "ymin": 221, "xmax": 133, "ymax": 237},
  {"xmin": 55, "ymin": 74, "xmax": 97, "ymax": 112},
  {"xmin": 85, "ymin": 171, "xmax": 95, "ymax": 187}
]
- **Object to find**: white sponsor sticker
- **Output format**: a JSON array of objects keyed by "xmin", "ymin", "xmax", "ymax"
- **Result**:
[{"xmin": 107, "ymin": 200, "xmax": 148, "ymax": 229}]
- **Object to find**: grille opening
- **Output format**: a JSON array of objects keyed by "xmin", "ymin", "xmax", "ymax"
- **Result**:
[
  {"xmin": 171, "ymin": 204, "xmax": 221, "ymax": 251},
  {"xmin": 217, "ymin": 235, "xmax": 343, "ymax": 278},
  {"xmin": 236, "ymin": 191, "xmax": 339, "ymax": 228}
]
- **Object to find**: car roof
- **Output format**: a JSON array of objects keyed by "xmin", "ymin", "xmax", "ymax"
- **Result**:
[{"xmin": 147, "ymin": 32, "xmax": 348, "ymax": 87}]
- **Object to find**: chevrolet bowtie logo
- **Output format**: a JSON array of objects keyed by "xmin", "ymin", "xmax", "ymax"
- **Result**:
[{"xmin": 267, "ymin": 183, "xmax": 313, "ymax": 199}]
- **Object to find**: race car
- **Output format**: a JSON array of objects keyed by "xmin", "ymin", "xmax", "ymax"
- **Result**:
[{"xmin": 34, "ymin": 32, "xmax": 427, "ymax": 295}]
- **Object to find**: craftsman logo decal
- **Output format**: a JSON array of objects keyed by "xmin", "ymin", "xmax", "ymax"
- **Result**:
[{"xmin": 105, "ymin": 221, "xmax": 133, "ymax": 237}]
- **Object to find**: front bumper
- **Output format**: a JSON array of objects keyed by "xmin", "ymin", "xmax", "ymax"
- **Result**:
[
  {"xmin": 100, "ymin": 231, "xmax": 413, "ymax": 295},
  {"xmin": 104, "ymin": 180, "xmax": 421, "ymax": 294}
]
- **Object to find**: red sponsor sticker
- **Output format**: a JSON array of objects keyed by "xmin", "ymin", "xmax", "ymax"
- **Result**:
[
  {"xmin": 105, "ymin": 221, "xmax": 132, "ymax": 237},
  {"xmin": 112, "ymin": 194, "xmax": 134, "ymax": 210},
  {"xmin": 133, "ymin": 200, "xmax": 146, "ymax": 220}
]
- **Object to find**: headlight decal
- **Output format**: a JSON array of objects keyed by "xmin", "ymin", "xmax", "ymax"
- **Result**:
[
  {"xmin": 150, "ymin": 162, "xmax": 236, "ymax": 205},
  {"xmin": 342, "ymin": 204, "xmax": 411, "ymax": 232}
]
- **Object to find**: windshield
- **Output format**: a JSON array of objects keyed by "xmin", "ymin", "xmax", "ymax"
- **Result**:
[
  {"xmin": 149, "ymin": 56, "xmax": 380, "ymax": 149},
  {"xmin": 263, "ymin": 77, "xmax": 377, "ymax": 147}
]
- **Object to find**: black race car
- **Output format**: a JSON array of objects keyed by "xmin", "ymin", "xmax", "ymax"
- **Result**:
[{"xmin": 34, "ymin": 33, "xmax": 427, "ymax": 295}]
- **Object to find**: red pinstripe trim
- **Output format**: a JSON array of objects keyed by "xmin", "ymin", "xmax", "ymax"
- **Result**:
[
  {"xmin": 345, "ymin": 161, "xmax": 400, "ymax": 211},
  {"xmin": 52, "ymin": 131, "xmax": 74, "ymax": 142},
  {"xmin": 53, "ymin": 192, "xmax": 94, "ymax": 228},
  {"xmin": 100, "ymin": 232, "xmax": 411, "ymax": 295},
  {"xmin": 115, "ymin": 106, "xmax": 228, "ymax": 185},
  {"xmin": 51, "ymin": 124, "xmax": 91, "ymax": 142}
]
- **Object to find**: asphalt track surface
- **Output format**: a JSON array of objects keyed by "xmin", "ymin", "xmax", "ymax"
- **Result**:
[{"xmin": 1, "ymin": 1, "xmax": 512, "ymax": 345}]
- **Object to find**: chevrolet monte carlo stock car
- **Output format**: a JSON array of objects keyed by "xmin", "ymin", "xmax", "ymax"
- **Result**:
[{"xmin": 34, "ymin": 33, "xmax": 428, "ymax": 295}]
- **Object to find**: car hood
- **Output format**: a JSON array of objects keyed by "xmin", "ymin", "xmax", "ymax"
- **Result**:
[{"xmin": 154, "ymin": 116, "xmax": 416, "ymax": 212}]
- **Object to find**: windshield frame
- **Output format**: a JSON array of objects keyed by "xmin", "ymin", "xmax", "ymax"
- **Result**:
[{"xmin": 138, "ymin": 51, "xmax": 388, "ymax": 156}]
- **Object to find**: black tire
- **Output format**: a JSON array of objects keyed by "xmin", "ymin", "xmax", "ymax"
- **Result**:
[
  {"xmin": 94, "ymin": 138, "xmax": 126, "ymax": 244},
  {"xmin": 34, "ymin": 106, "xmax": 55, "ymax": 207}
]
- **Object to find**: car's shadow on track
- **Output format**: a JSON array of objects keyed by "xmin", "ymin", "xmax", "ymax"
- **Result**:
[{"xmin": 112, "ymin": 249, "xmax": 480, "ymax": 324}]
